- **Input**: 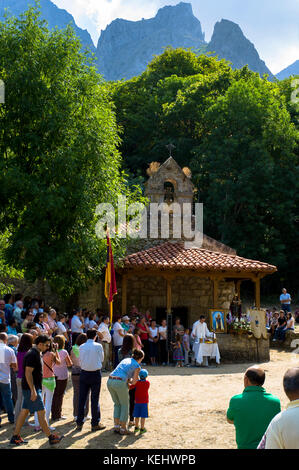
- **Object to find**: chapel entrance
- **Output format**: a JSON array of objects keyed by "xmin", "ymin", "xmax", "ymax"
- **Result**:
[{"xmin": 155, "ymin": 306, "xmax": 189, "ymax": 327}]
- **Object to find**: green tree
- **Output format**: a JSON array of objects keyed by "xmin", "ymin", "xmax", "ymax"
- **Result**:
[
  {"xmin": 0, "ymin": 7, "xmax": 141, "ymax": 296},
  {"xmin": 191, "ymin": 76, "xmax": 299, "ymax": 286},
  {"xmin": 112, "ymin": 48, "xmax": 235, "ymax": 172}
]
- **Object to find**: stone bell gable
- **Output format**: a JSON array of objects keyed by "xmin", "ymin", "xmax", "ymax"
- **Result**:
[{"xmin": 144, "ymin": 157, "xmax": 195, "ymax": 206}]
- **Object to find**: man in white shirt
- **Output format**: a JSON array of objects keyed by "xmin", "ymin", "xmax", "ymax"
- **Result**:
[
  {"xmin": 97, "ymin": 315, "xmax": 111, "ymax": 372},
  {"xmin": 76, "ymin": 329, "xmax": 105, "ymax": 432},
  {"xmin": 112, "ymin": 316, "xmax": 125, "ymax": 368},
  {"xmin": 71, "ymin": 309, "xmax": 84, "ymax": 345},
  {"xmin": 280, "ymin": 288, "xmax": 291, "ymax": 314},
  {"xmin": 191, "ymin": 315, "xmax": 212, "ymax": 367},
  {"xmin": 0, "ymin": 332, "xmax": 18, "ymax": 424},
  {"xmin": 258, "ymin": 368, "xmax": 299, "ymax": 449}
]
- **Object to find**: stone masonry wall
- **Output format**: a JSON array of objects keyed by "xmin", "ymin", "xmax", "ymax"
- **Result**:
[
  {"xmin": 217, "ymin": 334, "xmax": 270, "ymax": 363},
  {"xmin": 113, "ymin": 274, "xmax": 235, "ymax": 328}
]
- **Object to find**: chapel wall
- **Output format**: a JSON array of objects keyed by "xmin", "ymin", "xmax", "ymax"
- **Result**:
[{"xmin": 114, "ymin": 274, "xmax": 235, "ymax": 329}]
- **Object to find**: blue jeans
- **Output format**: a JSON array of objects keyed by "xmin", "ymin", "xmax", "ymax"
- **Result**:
[
  {"xmin": 77, "ymin": 370, "xmax": 101, "ymax": 427},
  {"xmin": 0, "ymin": 382, "xmax": 14, "ymax": 423},
  {"xmin": 274, "ymin": 326, "xmax": 287, "ymax": 341},
  {"xmin": 281, "ymin": 304, "xmax": 291, "ymax": 313}
]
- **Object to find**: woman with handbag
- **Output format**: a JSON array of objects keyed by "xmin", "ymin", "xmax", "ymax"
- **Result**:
[{"xmin": 33, "ymin": 337, "xmax": 61, "ymax": 431}]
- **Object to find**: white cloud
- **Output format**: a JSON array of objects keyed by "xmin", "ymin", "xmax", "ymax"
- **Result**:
[{"xmin": 52, "ymin": 0, "xmax": 299, "ymax": 73}]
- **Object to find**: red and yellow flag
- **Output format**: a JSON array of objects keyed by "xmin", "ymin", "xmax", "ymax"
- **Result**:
[{"xmin": 105, "ymin": 233, "xmax": 117, "ymax": 324}]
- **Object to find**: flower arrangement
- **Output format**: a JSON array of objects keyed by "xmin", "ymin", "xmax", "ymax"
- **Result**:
[{"xmin": 231, "ymin": 316, "xmax": 253, "ymax": 335}]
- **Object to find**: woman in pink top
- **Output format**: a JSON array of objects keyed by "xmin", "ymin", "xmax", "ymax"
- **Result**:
[
  {"xmin": 133, "ymin": 327, "xmax": 143, "ymax": 351},
  {"xmin": 51, "ymin": 335, "xmax": 73, "ymax": 420},
  {"xmin": 34, "ymin": 337, "xmax": 61, "ymax": 431}
]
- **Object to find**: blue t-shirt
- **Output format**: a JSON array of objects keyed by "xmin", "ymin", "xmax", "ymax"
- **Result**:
[
  {"xmin": 280, "ymin": 293, "xmax": 291, "ymax": 305},
  {"xmin": 110, "ymin": 357, "xmax": 140, "ymax": 381}
]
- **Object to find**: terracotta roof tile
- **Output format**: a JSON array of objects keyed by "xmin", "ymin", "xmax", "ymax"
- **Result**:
[{"xmin": 120, "ymin": 241, "xmax": 277, "ymax": 274}]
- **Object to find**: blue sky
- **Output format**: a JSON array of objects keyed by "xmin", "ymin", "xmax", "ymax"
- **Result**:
[{"xmin": 52, "ymin": 0, "xmax": 299, "ymax": 74}]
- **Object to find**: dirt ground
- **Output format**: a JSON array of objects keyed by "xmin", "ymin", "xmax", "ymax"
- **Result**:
[{"xmin": 0, "ymin": 348, "xmax": 297, "ymax": 450}]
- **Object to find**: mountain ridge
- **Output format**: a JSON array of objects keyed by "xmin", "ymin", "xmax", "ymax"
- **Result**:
[
  {"xmin": 276, "ymin": 60, "xmax": 299, "ymax": 80},
  {"xmin": 0, "ymin": 0, "xmax": 96, "ymax": 54}
]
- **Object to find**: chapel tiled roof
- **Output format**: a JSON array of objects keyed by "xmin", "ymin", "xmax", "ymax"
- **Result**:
[{"xmin": 120, "ymin": 241, "xmax": 277, "ymax": 274}]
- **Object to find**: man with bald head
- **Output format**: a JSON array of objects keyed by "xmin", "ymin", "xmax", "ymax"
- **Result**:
[
  {"xmin": 226, "ymin": 365, "xmax": 281, "ymax": 449},
  {"xmin": 258, "ymin": 368, "xmax": 299, "ymax": 449}
]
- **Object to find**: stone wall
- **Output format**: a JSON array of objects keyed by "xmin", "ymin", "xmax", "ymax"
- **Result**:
[
  {"xmin": 217, "ymin": 334, "xmax": 270, "ymax": 363},
  {"xmin": 114, "ymin": 274, "xmax": 235, "ymax": 327},
  {"xmin": 78, "ymin": 281, "xmax": 103, "ymax": 312},
  {"xmin": 2, "ymin": 278, "xmax": 64, "ymax": 310}
]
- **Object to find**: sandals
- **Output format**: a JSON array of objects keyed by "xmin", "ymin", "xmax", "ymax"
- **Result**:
[{"xmin": 119, "ymin": 428, "xmax": 132, "ymax": 435}]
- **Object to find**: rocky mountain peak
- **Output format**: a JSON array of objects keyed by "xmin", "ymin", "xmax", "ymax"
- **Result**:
[{"xmin": 208, "ymin": 19, "xmax": 274, "ymax": 79}]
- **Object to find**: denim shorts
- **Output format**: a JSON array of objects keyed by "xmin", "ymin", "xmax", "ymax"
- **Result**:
[{"xmin": 22, "ymin": 389, "xmax": 44, "ymax": 413}]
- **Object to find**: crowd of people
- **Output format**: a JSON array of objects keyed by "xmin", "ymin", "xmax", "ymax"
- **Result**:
[
  {"xmin": 0, "ymin": 291, "xmax": 298, "ymax": 448},
  {"xmin": 0, "ymin": 295, "xmax": 197, "ymax": 445}
]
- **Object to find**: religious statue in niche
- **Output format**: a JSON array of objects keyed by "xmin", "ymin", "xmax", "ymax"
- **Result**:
[
  {"xmin": 230, "ymin": 293, "xmax": 242, "ymax": 320},
  {"xmin": 164, "ymin": 181, "xmax": 175, "ymax": 204}
]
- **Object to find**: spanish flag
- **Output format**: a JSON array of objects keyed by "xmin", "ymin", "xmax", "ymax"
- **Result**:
[{"xmin": 105, "ymin": 232, "xmax": 117, "ymax": 325}]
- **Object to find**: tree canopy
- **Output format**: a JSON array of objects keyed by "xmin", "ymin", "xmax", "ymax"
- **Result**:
[
  {"xmin": 0, "ymin": 7, "xmax": 142, "ymax": 296},
  {"xmin": 113, "ymin": 48, "xmax": 299, "ymax": 290}
]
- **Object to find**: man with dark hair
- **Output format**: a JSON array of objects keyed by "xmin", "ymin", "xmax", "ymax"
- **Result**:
[
  {"xmin": 226, "ymin": 366, "xmax": 281, "ymax": 449},
  {"xmin": 258, "ymin": 368, "xmax": 299, "ymax": 449},
  {"xmin": 10, "ymin": 335, "xmax": 63, "ymax": 446},
  {"xmin": 191, "ymin": 315, "xmax": 212, "ymax": 366},
  {"xmin": 76, "ymin": 329, "xmax": 105, "ymax": 432}
]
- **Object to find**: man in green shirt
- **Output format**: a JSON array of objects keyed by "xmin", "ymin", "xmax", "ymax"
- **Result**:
[{"xmin": 226, "ymin": 366, "xmax": 281, "ymax": 449}]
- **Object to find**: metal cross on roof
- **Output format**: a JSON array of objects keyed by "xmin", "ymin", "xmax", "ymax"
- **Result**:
[{"xmin": 166, "ymin": 143, "xmax": 176, "ymax": 157}]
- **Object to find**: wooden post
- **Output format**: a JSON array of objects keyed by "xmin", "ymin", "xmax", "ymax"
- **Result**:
[
  {"xmin": 166, "ymin": 278, "xmax": 172, "ymax": 314},
  {"xmin": 213, "ymin": 278, "xmax": 219, "ymax": 309},
  {"xmin": 236, "ymin": 280, "xmax": 242, "ymax": 299},
  {"xmin": 254, "ymin": 277, "xmax": 261, "ymax": 309},
  {"xmin": 121, "ymin": 275, "xmax": 127, "ymax": 315}
]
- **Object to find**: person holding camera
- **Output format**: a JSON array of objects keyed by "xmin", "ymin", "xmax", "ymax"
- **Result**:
[
  {"xmin": 148, "ymin": 320, "xmax": 159, "ymax": 367},
  {"xmin": 33, "ymin": 337, "xmax": 61, "ymax": 431}
]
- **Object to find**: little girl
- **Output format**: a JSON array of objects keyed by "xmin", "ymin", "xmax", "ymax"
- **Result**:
[
  {"xmin": 133, "ymin": 327, "xmax": 143, "ymax": 351},
  {"xmin": 182, "ymin": 328, "xmax": 190, "ymax": 366},
  {"xmin": 172, "ymin": 334, "xmax": 184, "ymax": 367}
]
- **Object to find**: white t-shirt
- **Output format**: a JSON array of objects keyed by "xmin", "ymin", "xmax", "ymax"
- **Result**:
[
  {"xmin": 88, "ymin": 320, "xmax": 98, "ymax": 330},
  {"xmin": 98, "ymin": 322, "xmax": 111, "ymax": 343},
  {"xmin": 158, "ymin": 326, "xmax": 167, "ymax": 339},
  {"xmin": 149, "ymin": 327, "xmax": 158, "ymax": 342},
  {"xmin": 0, "ymin": 342, "xmax": 17, "ymax": 384},
  {"xmin": 72, "ymin": 315, "xmax": 83, "ymax": 333},
  {"xmin": 264, "ymin": 401, "xmax": 299, "ymax": 449},
  {"xmin": 280, "ymin": 293, "xmax": 291, "ymax": 305},
  {"xmin": 57, "ymin": 321, "xmax": 67, "ymax": 335},
  {"xmin": 113, "ymin": 322, "xmax": 124, "ymax": 346}
]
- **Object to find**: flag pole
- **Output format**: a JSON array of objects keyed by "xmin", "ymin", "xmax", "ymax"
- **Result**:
[{"xmin": 109, "ymin": 301, "xmax": 113, "ymax": 326}]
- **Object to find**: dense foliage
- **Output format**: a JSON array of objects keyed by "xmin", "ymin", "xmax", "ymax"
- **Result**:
[
  {"xmin": 0, "ymin": 8, "xmax": 142, "ymax": 296},
  {"xmin": 113, "ymin": 48, "xmax": 299, "ymax": 291}
]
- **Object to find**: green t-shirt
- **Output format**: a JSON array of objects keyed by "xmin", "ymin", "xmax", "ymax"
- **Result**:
[{"xmin": 227, "ymin": 386, "xmax": 281, "ymax": 449}]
